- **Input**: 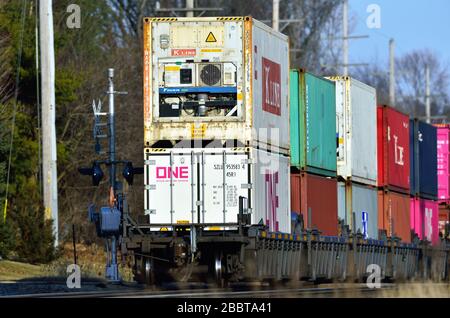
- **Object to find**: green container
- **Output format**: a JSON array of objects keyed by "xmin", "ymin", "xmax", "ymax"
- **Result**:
[{"xmin": 290, "ymin": 69, "xmax": 337, "ymax": 177}]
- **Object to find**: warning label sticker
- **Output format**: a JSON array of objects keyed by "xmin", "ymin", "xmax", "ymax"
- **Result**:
[{"xmin": 205, "ymin": 32, "xmax": 217, "ymax": 43}]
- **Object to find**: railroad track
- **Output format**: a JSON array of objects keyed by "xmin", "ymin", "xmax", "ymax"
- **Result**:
[{"xmin": 3, "ymin": 283, "xmax": 396, "ymax": 298}]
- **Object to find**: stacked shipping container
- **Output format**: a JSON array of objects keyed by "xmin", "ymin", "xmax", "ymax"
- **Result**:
[
  {"xmin": 289, "ymin": 70, "xmax": 338, "ymax": 236},
  {"xmin": 143, "ymin": 17, "xmax": 292, "ymax": 232},
  {"xmin": 410, "ymin": 119, "xmax": 438, "ymax": 199},
  {"xmin": 436, "ymin": 125, "xmax": 450, "ymax": 203},
  {"xmin": 376, "ymin": 105, "xmax": 411, "ymax": 242},
  {"xmin": 328, "ymin": 76, "xmax": 378, "ymax": 239},
  {"xmin": 291, "ymin": 173, "xmax": 338, "ymax": 236},
  {"xmin": 409, "ymin": 119, "xmax": 439, "ymax": 244},
  {"xmin": 290, "ymin": 70, "xmax": 337, "ymax": 177},
  {"xmin": 378, "ymin": 190, "xmax": 411, "ymax": 242},
  {"xmin": 140, "ymin": 17, "xmax": 447, "ymax": 249},
  {"xmin": 435, "ymin": 124, "xmax": 450, "ymax": 239},
  {"xmin": 338, "ymin": 182, "xmax": 378, "ymax": 239},
  {"xmin": 143, "ymin": 17, "xmax": 290, "ymax": 154},
  {"xmin": 410, "ymin": 198, "xmax": 439, "ymax": 245}
]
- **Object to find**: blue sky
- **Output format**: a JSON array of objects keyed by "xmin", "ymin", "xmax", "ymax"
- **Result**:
[{"xmin": 348, "ymin": 0, "xmax": 450, "ymax": 68}]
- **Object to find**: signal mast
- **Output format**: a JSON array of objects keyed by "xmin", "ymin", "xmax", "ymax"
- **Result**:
[{"xmin": 79, "ymin": 69, "xmax": 143, "ymax": 281}]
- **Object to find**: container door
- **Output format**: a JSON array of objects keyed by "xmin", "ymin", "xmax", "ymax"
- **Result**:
[
  {"xmin": 289, "ymin": 70, "xmax": 300, "ymax": 167},
  {"xmin": 437, "ymin": 127, "xmax": 449, "ymax": 201},
  {"xmin": 385, "ymin": 107, "xmax": 410, "ymax": 190},
  {"xmin": 252, "ymin": 149, "xmax": 291, "ymax": 233},
  {"xmin": 410, "ymin": 119, "xmax": 419, "ymax": 196},
  {"xmin": 350, "ymin": 80, "xmax": 377, "ymax": 184},
  {"xmin": 145, "ymin": 151, "xmax": 198, "ymax": 225},
  {"xmin": 201, "ymin": 151, "xmax": 250, "ymax": 225},
  {"xmin": 351, "ymin": 183, "xmax": 378, "ymax": 239},
  {"xmin": 418, "ymin": 121, "xmax": 438, "ymax": 198},
  {"xmin": 422, "ymin": 200, "xmax": 439, "ymax": 245},
  {"xmin": 335, "ymin": 80, "xmax": 346, "ymax": 175},
  {"xmin": 304, "ymin": 73, "xmax": 336, "ymax": 176}
]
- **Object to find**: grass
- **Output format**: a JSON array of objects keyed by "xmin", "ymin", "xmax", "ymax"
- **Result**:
[
  {"xmin": 0, "ymin": 260, "xmax": 47, "ymax": 281},
  {"xmin": 0, "ymin": 243, "xmax": 134, "ymax": 282}
]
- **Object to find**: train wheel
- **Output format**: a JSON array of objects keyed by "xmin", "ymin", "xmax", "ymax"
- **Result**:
[
  {"xmin": 134, "ymin": 255, "xmax": 156, "ymax": 285},
  {"xmin": 144, "ymin": 257, "xmax": 155, "ymax": 285},
  {"xmin": 213, "ymin": 251, "xmax": 228, "ymax": 288}
]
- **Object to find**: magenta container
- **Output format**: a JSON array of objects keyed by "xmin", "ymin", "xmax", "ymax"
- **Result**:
[
  {"xmin": 436, "ymin": 125, "xmax": 450, "ymax": 202},
  {"xmin": 410, "ymin": 198, "xmax": 439, "ymax": 245}
]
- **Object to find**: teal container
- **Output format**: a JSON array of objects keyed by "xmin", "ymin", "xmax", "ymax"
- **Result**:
[{"xmin": 290, "ymin": 69, "xmax": 337, "ymax": 177}]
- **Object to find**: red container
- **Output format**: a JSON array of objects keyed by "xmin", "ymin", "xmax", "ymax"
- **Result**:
[
  {"xmin": 438, "ymin": 205, "xmax": 449, "ymax": 237},
  {"xmin": 377, "ymin": 105, "xmax": 410, "ymax": 192},
  {"xmin": 291, "ymin": 173, "xmax": 338, "ymax": 236},
  {"xmin": 410, "ymin": 198, "xmax": 439, "ymax": 245},
  {"xmin": 378, "ymin": 190, "xmax": 411, "ymax": 243}
]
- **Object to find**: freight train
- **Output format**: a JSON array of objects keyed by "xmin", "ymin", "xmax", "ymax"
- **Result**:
[{"xmin": 83, "ymin": 16, "xmax": 450, "ymax": 285}]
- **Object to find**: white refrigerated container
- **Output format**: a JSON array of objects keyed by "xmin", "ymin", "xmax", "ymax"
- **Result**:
[
  {"xmin": 143, "ymin": 146, "xmax": 291, "ymax": 233},
  {"xmin": 143, "ymin": 17, "xmax": 290, "ymax": 154}
]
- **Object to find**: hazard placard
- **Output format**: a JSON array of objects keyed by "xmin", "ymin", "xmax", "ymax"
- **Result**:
[{"xmin": 205, "ymin": 32, "xmax": 217, "ymax": 43}]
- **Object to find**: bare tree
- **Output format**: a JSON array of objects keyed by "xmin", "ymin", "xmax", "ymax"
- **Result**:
[
  {"xmin": 150, "ymin": 0, "xmax": 345, "ymax": 75},
  {"xmin": 353, "ymin": 49, "xmax": 450, "ymax": 121},
  {"xmin": 396, "ymin": 49, "xmax": 450, "ymax": 119},
  {"xmin": 352, "ymin": 58, "xmax": 391, "ymax": 107}
]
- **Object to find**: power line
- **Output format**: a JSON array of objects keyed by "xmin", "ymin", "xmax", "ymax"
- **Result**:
[{"xmin": 3, "ymin": 0, "xmax": 28, "ymax": 223}]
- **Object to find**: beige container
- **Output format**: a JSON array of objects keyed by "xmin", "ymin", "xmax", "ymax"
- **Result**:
[{"xmin": 143, "ymin": 17, "xmax": 290, "ymax": 154}]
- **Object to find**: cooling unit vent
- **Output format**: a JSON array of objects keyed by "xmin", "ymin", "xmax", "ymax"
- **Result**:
[{"xmin": 198, "ymin": 63, "xmax": 222, "ymax": 86}]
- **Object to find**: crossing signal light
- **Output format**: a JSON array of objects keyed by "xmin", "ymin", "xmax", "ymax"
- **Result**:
[
  {"xmin": 122, "ymin": 162, "xmax": 144, "ymax": 185},
  {"xmin": 78, "ymin": 162, "xmax": 104, "ymax": 186}
]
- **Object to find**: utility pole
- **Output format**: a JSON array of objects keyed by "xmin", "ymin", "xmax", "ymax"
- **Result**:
[
  {"xmin": 425, "ymin": 65, "xmax": 431, "ymax": 124},
  {"xmin": 343, "ymin": 0, "xmax": 349, "ymax": 76},
  {"xmin": 186, "ymin": 0, "xmax": 194, "ymax": 17},
  {"xmin": 272, "ymin": 0, "xmax": 280, "ymax": 31},
  {"xmin": 389, "ymin": 38, "xmax": 396, "ymax": 106},
  {"xmin": 328, "ymin": 0, "xmax": 369, "ymax": 75},
  {"xmin": 40, "ymin": 0, "xmax": 58, "ymax": 246}
]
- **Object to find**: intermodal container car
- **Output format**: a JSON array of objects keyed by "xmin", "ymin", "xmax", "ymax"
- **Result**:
[
  {"xmin": 436, "ymin": 124, "xmax": 450, "ymax": 203},
  {"xmin": 327, "ymin": 76, "xmax": 377, "ymax": 186},
  {"xmin": 410, "ymin": 198, "xmax": 439, "ymax": 245},
  {"xmin": 410, "ymin": 119, "xmax": 438, "ymax": 199},
  {"xmin": 291, "ymin": 173, "xmax": 338, "ymax": 236},
  {"xmin": 290, "ymin": 70, "xmax": 336, "ymax": 177},
  {"xmin": 338, "ymin": 181, "xmax": 378, "ymax": 239},
  {"xmin": 143, "ymin": 17, "xmax": 290, "ymax": 154},
  {"xmin": 377, "ymin": 190, "xmax": 411, "ymax": 243},
  {"xmin": 377, "ymin": 105, "xmax": 410, "ymax": 192}
]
